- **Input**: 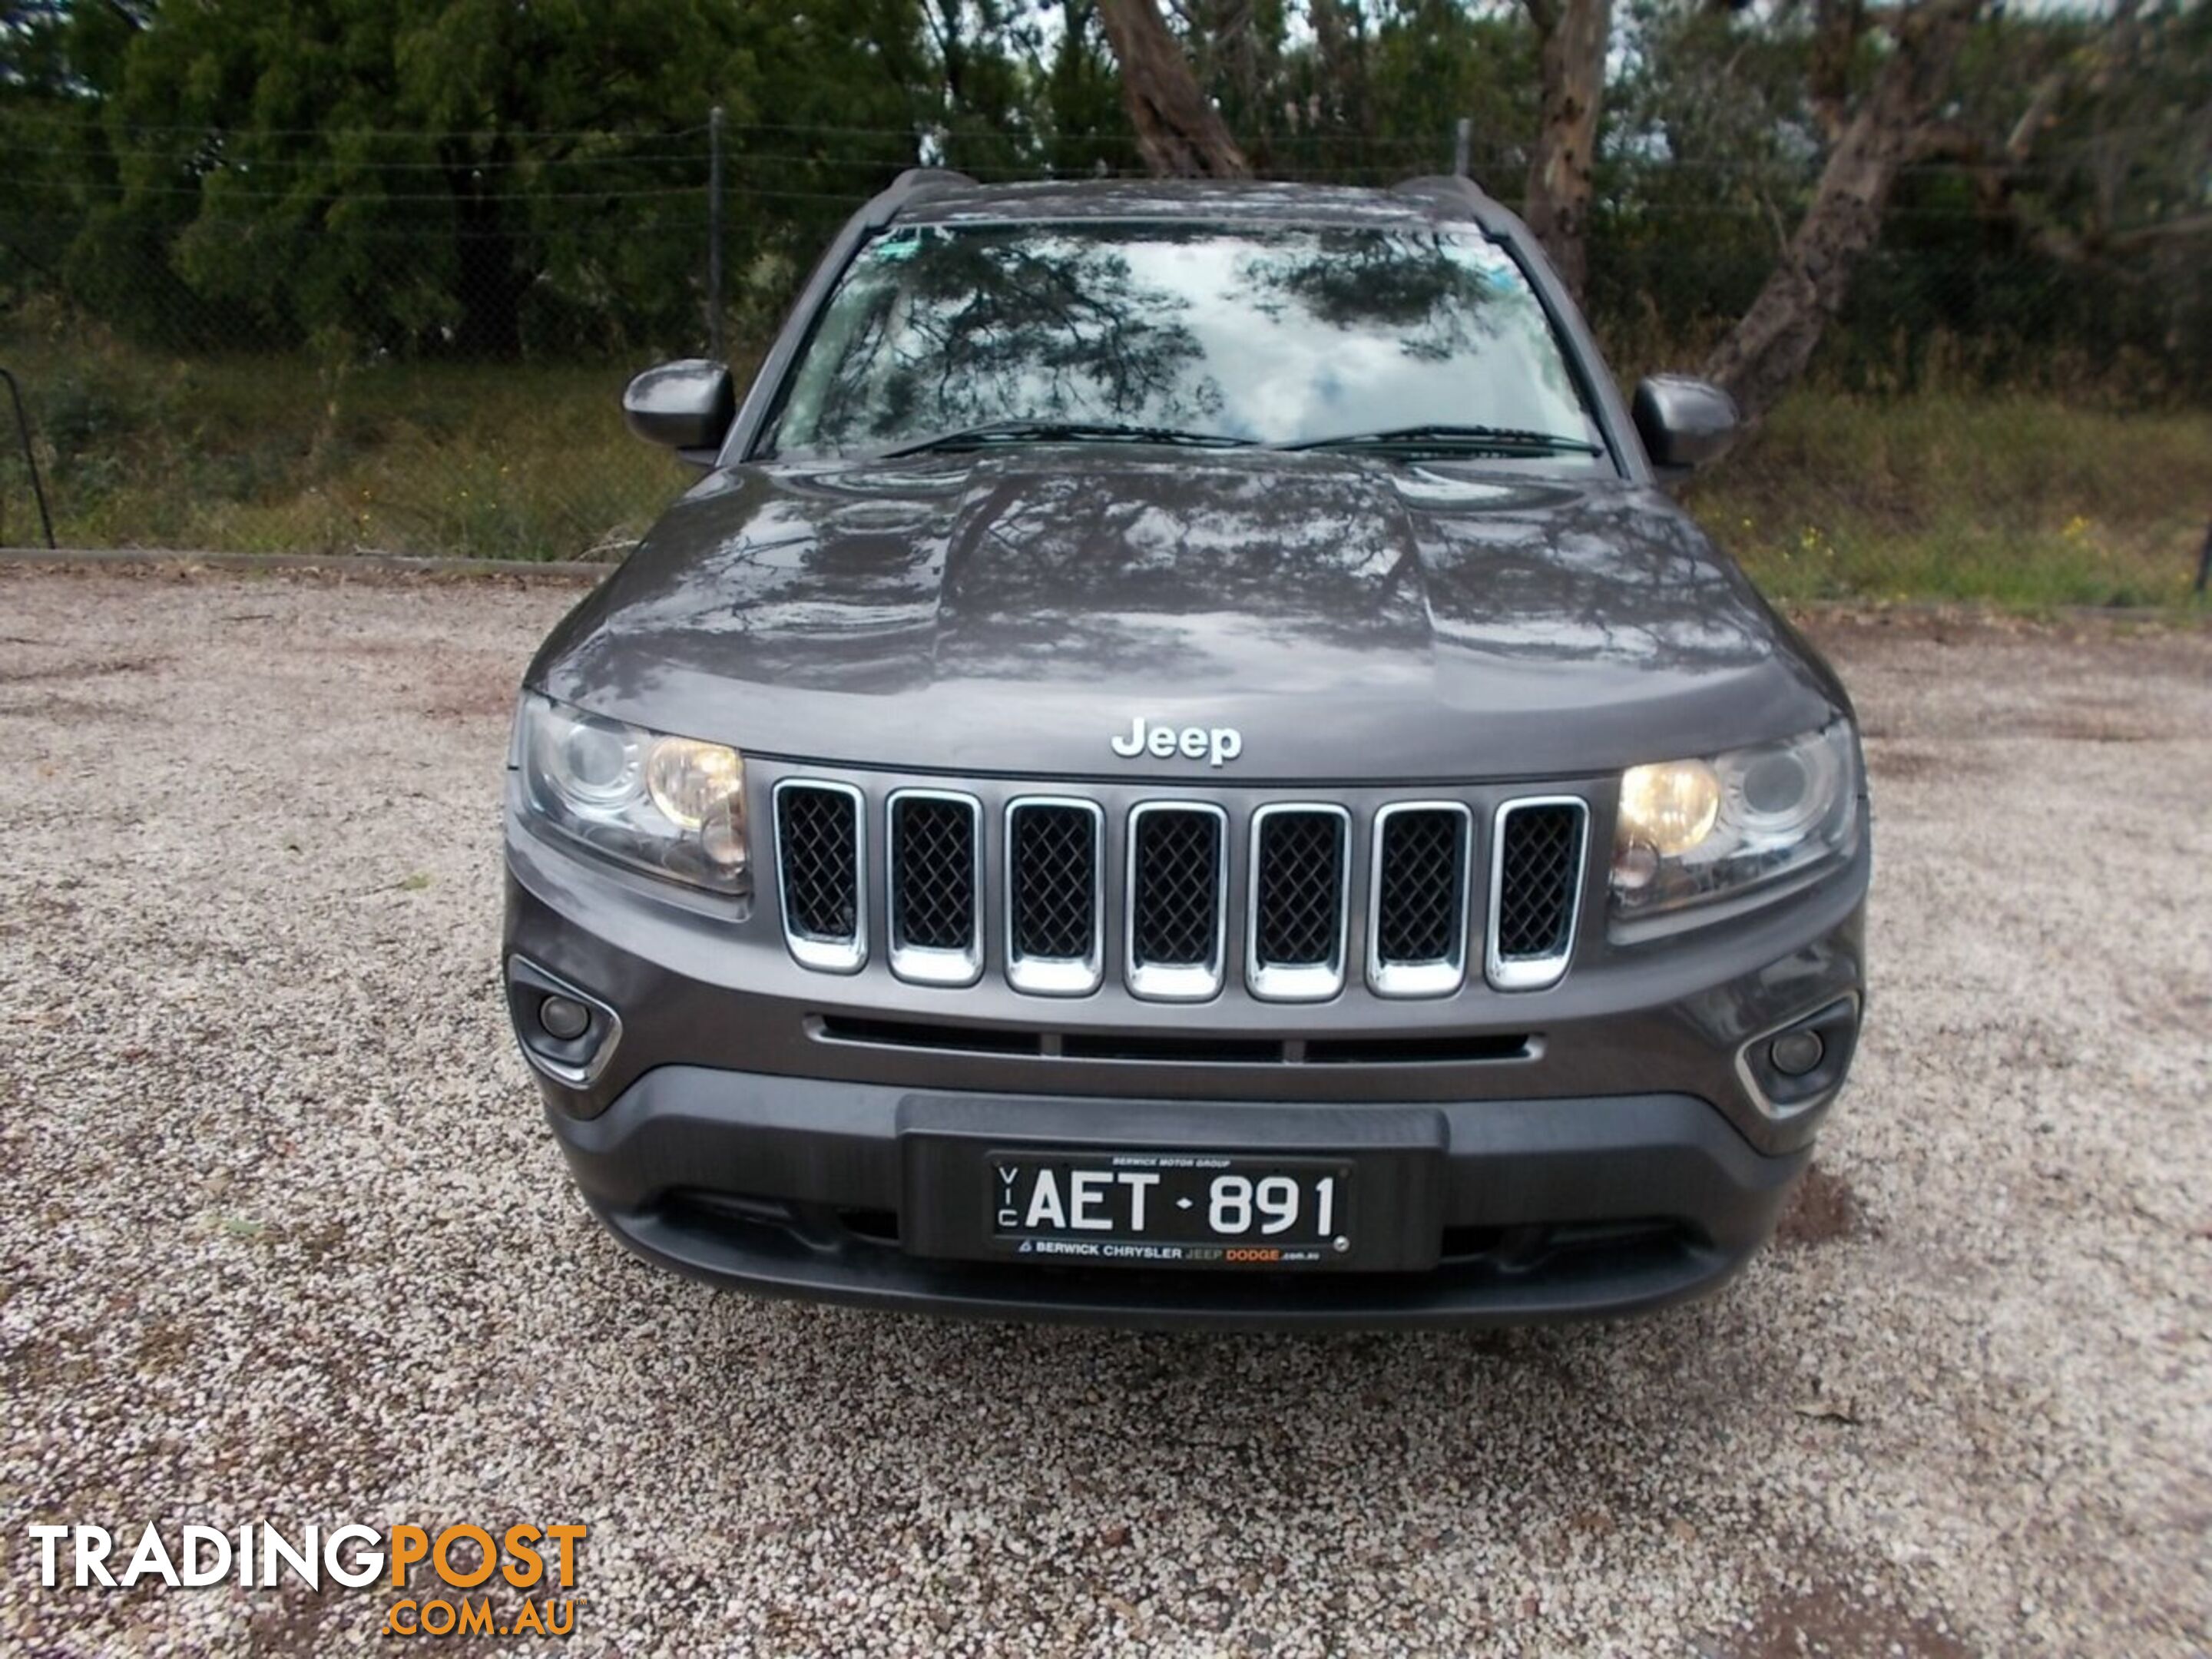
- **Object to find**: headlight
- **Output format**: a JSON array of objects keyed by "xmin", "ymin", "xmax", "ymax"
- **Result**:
[
  {"xmin": 1611, "ymin": 723, "xmax": 1859, "ymax": 926},
  {"xmin": 515, "ymin": 694, "xmax": 749, "ymax": 894}
]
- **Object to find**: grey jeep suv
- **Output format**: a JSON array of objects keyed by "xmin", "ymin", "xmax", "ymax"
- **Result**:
[{"xmin": 502, "ymin": 171, "xmax": 1869, "ymax": 1328}]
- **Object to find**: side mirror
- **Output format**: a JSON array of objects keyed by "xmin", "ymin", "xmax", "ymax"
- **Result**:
[
  {"xmin": 1631, "ymin": 375, "xmax": 1739, "ymax": 474},
  {"xmin": 621, "ymin": 359, "xmax": 734, "ymax": 459}
]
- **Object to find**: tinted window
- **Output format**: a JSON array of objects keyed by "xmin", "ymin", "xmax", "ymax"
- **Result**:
[{"xmin": 762, "ymin": 222, "xmax": 1601, "ymax": 459}]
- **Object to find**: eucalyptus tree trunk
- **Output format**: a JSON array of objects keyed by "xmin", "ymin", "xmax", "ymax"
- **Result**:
[
  {"xmin": 1701, "ymin": 0, "xmax": 1982, "ymax": 428},
  {"xmin": 1522, "ymin": 0, "xmax": 1612, "ymax": 301},
  {"xmin": 1095, "ymin": 0, "xmax": 1251, "ymax": 177}
]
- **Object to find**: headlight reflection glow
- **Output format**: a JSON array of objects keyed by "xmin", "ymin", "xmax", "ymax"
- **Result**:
[
  {"xmin": 518, "ymin": 695, "xmax": 749, "ymax": 894},
  {"xmin": 1611, "ymin": 724, "xmax": 1860, "ymax": 928}
]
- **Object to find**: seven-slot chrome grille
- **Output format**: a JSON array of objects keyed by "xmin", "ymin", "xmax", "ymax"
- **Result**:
[{"xmin": 772, "ymin": 779, "xmax": 1588, "ymax": 999}]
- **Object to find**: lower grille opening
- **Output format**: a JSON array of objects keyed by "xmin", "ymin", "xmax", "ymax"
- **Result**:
[
  {"xmin": 1060, "ymin": 1032, "xmax": 1283, "ymax": 1064},
  {"xmin": 836, "ymin": 1207, "xmax": 901, "ymax": 1245},
  {"xmin": 1441, "ymin": 1218, "xmax": 1681, "ymax": 1267},
  {"xmin": 815, "ymin": 1015, "xmax": 1045, "ymax": 1057},
  {"xmin": 666, "ymin": 1192, "xmax": 903, "ymax": 1252},
  {"xmin": 1438, "ymin": 1225, "xmax": 1508, "ymax": 1263},
  {"xmin": 651, "ymin": 1196, "xmax": 1710, "ymax": 1314},
  {"xmin": 664, "ymin": 1190, "xmax": 796, "ymax": 1232},
  {"xmin": 813, "ymin": 1015, "xmax": 1535, "ymax": 1068},
  {"xmin": 1306, "ymin": 1033, "xmax": 1534, "ymax": 1065}
]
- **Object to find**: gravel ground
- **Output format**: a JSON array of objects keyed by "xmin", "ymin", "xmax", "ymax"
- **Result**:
[{"xmin": 1, "ymin": 567, "xmax": 2207, "ymax": 1657}]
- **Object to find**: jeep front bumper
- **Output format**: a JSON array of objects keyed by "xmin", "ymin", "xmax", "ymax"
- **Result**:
[{"xmin": 505, "ymin": 820, "xmax": 1866, "ymax": 1330}]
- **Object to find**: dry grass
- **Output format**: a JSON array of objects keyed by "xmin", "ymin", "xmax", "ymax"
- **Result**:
[
  {"xmin": 2, "ymin": 318, "xmax": 694, "ymax": 560},
  {"xmin": 1694, "ymin": 393, "xmax": 2211, "ymax": 609},
  {"xmin": 4, "ymin": 315, "xmax": 2207, "ymax": 607}
]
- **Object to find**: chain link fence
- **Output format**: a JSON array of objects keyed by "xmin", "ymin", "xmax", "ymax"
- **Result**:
[{"xmin": 2, "ymin": 121, "xmax": 2205, "ymax": 560}]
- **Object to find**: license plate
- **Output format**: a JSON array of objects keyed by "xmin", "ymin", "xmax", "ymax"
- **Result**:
[{"xmin": 988, "ymin": 1151, "xmax": 1353, "ymax": 1268}]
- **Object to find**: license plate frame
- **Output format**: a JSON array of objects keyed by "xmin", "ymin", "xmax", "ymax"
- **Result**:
[
  {"xmin": 897, "ymin": 1098, "xmax": 1448, "ymax": 1274},
  {"xmin": 986, "ymin": 1150, "xmax": 1355, "ymax": 1269}
]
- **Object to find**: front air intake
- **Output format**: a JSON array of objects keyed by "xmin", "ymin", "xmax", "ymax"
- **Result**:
[
  {"xmin": 773, "ymin": 780, "xmax": 865, "ymax": 972},
  {"xmin": 1126, "ymin": 803, "xmax": 1227, "ymax": 1001},
  {"xmin": 1487, "ymin": 797, "xmax": 1588, "ymax": 991},
  {"xmin": 1247, "ymin": 804, "xmax": 1350, "ymax": 1002},
  {"xmin": 1005, "ymin": 799, "xmax": 1104, "ymax": 995},
  {"xmin": 1367, "ymin": 802, "xmax": 1472, "ymax": 998},
  {"xmin": 886, "ymin": 790, "xmax": 981, "ymax": 985}
]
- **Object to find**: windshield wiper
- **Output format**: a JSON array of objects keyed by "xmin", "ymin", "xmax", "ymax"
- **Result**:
[
  {"xmin": 879, "ymin": 419, "xmax": 1253, "ymax": 458},
  {"xmin": 1281, "ymin": 423, "xmax": 1603, "ymax": 455}
]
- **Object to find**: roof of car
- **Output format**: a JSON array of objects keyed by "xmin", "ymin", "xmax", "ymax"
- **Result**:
[{"xmin": 882, "ymin": 174, "xmax": 1509, "ymax": 233}]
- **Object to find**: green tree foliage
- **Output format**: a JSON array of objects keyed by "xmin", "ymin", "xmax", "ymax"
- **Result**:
[
  {"xmin": 5, "ymin": 0, "xmax": 979, "ymax": 356},
  {"xmin": 1599, "ymin": 0, "xmax": 2210, "ymax": 390},
  {"xmin": 2, "ymin": 0, "xmax": 2203, "ymax": 388},
  {"xmin": 1336, "ymin": 0, "xmax": 1538, "ymax": 165},
  {"xmin": 1037, "ymin": 2, "xmax": 1137, "ymax": 176}
]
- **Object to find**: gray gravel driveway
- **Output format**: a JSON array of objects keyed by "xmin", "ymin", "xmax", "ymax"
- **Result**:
[{"xmin": 1, "ymin": 568, "xmax": 2207, "ymax": 1655}]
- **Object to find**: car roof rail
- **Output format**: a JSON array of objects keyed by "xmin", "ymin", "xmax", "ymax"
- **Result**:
[
  {"xmin": 865, "ymin": 166, "xmax": 979, "ymax": 229},
  {"xmin": 1389, "ymin": 174, "xmax": 1512, "ymax": 232}
]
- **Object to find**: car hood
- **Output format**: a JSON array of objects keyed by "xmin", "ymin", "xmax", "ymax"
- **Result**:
[{"xmin": 532, "ymin": 450, "xmax": 1846, "ymax": 781}]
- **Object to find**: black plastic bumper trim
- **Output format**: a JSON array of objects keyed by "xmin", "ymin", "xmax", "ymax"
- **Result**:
[{"xmin": 546, "ymin": 1066, "xmax": 1807, "ymax": 1330}]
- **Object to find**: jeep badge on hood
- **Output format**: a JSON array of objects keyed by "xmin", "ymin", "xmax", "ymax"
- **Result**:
[{"xmin": 1111, "ymin": 717, "xmax": 1243, "ymax": 767}]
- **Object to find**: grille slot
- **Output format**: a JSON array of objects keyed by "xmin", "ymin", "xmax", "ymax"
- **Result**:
[
  {"xmin": 1127, "ymin": 803, "xmax": 1227, "ymax": 1001},
  {"xmin": 814, "ymin": 1015, "xmax": 1045, "ymax": 1056},
  {"xmin": 1005, "ymin": 799, "xmax": 1104, "ymax": 996},
  {"xmin": 773, "ymin": 780, "xmax": 865, "ymax": 972},
  {"xmin": 1367, "ymin": 803, "xmax": 1472, "ymax": 998},
  {"xmin": 1487, "ymin": 797, "xmax": 1588, "ymax": 991},
  {"xmin": 1247, "ymin": 805, "xmax": 1350, "ymax": 1002},
  {"xmin": 887, "ymin": 790, "xmax": 982, "ymax": 985},
  {"xmin": 1061, "ymin": 1031, "xmax": 1282, "ymax": 1064},
  {"xmin": 1305, "ymin": 1032, "xmax": 1534, "ymax": 1065}
]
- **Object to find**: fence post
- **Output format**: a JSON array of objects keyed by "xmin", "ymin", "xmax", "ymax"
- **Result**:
[
  {"xmin": 0, "ymin": 367, "xmax": 57, "ymax": 551},
  {"xmin": 707, "ymin": 105, "xmax": 727, "ymax": 363},
  {"xmin": 1453, "ymin": 118, "xmax": 1472, "ymax": 179}
]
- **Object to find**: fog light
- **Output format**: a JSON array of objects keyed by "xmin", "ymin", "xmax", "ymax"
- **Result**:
[
  {"xmin": 1770, "ymin": 1028, "xmax": 1826, "ymax": 1077},
  {"xmin": 538, "ymin": 994, "xmax": 591, "ymax": 1041},
  {"xmin": 506, "ymin": 957, "xmax": 624, "ymax": 1093},
  {"xmin": 1737, "ymin": 995, "xmax": 1859, "ymax": 1121}
]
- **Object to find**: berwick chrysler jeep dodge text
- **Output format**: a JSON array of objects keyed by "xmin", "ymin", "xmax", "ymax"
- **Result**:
[{"xmin": 502, "ymin": 171, "xmax": 1870, "ymax": 1327}]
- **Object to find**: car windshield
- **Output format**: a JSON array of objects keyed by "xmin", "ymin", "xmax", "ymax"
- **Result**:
[{"xmin": 760, "ymin": 220, "xmax": 1606, "ymax": 462}]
